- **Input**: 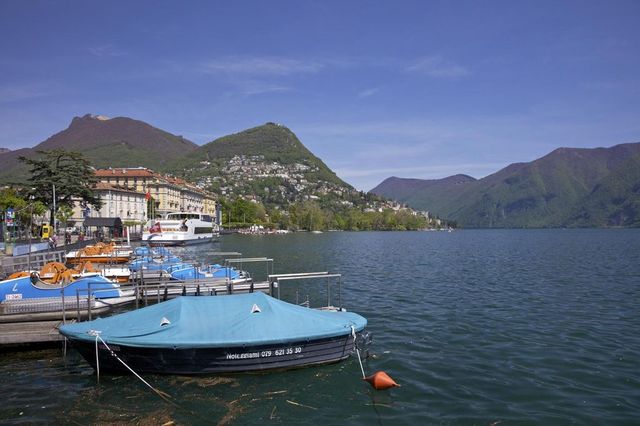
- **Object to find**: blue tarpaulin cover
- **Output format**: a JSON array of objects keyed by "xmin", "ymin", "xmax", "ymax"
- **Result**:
[{"xmin": 59, "ymin": 293, "xmax": 367, "ymax": 349}]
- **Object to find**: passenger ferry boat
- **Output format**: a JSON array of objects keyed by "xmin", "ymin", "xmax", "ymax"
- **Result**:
[{"xmin": 142, "ymin": 212, "xmax": 217, "ymax": 246}]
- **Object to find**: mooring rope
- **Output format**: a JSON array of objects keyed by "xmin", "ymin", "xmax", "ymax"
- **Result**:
[
  {"xmin": 351, "ymin": 325, "xmax": 366, "ymax": 379},
  {"xmin": 88, "ymin": 330, "xmax": 173, "ymax": 403},
  {"xmin": 94, "ymin": 334, "xmax": 100, "ymax": 382}
]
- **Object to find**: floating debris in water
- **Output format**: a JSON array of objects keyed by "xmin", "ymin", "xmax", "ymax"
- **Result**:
[{"xmin": 286, "ymin": 400, "xmax": 318, "ymax": 410}]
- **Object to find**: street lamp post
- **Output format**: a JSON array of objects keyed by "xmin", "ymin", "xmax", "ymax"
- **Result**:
[
  {"xmin": 27, "ymin": 195, "xmax": 34, "ymax": 272},
  {"xmin": 52, "ymin": 183, "xmax": 56, "ymax": 235}
]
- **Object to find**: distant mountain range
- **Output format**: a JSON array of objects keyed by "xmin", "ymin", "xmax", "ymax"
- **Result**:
[
  {"xmin": 7, "ymin": 114, "xmax": 637, "ymax": 227},
  {"xmin": 0, "ymin": 114, "xmax": 197, "ymax": 184},
  {"xmin": 371, "ymin": 143, "xmax": 640, "ymax": 228},
  {"xmin": 0, "ymin": 114, "xmax": 366, "ymax": 210}
]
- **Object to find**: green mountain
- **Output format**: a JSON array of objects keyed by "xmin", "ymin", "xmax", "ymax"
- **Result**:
[
  {"xmin": 569, "ymin": 154, "xmax": 640, "ymax": 227},
  {"xmin": 371, "ymin": 174, "xmax": 476, "ymax": 210},
  {"xmin": 0, "ymin": 114, "xmax": 198, "ymax": 184},
  {"xmin": 169, "ymin": 122, "xmax": 357, "ymax": 206},
  {"xmin": 372, "ymin": 142, "xmax": 640, "ymax": 228},
  {"xmin": 0, "ymin": 115, "xmax": 427, "ymax": 230}
]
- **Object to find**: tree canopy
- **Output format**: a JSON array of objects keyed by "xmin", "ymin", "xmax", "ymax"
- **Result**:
[{"xmin": 19, "ymin": 150, "xmax": 102, "ymax": 227}]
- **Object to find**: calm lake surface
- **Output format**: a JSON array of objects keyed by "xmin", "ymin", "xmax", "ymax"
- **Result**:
[{"xmin": 1, "ymin": 230, "xmax": 639, "ymax": 425}]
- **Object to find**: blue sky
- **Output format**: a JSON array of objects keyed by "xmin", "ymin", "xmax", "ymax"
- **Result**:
[{"xmin": 1, "ymin": 1, "xmax": 639, "ymax": 190}]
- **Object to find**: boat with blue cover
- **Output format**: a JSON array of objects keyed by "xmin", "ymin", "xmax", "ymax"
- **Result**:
[
  {"xmin": 133, "ymin": 246, "xmax": 173, "ymax": 257},
  {"xmin": 128, "ymin": 246, "xmax": 183, "ymax": 272},
  {"xmin": 168, "ymin": 264, "xmax": 245, "ymax": 280},
  {"xmin": 59, "ymin": 292, "xmax": 368, "ymax": 374},
  {"xmin": 128, "ymin": 256, "xmax": 187, "ymax": 272}
]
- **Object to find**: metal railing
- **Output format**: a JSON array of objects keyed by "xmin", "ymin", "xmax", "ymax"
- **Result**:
[{"xmin": 268, "ymin": 272, "xmax": 343, "ymax": 309}]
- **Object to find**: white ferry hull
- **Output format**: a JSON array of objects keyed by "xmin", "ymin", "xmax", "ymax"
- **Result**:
[
  {"xmin": 142, "ymin": 233, "xmax": 214, "ymax": 246},
  {"xmin": 142, "ymin": 213, "xmax": 218, "ymax": 246}
]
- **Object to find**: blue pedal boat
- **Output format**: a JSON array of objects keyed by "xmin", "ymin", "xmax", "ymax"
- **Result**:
[
  {"xmin": 1, "ymin": 273, "xmax": 122, "ymax": 301},
  {"xmin": 59, "ymin": 292, "xmax": 368, "ymax": 374},
  {"xmin": 0, "ymin": 273, "xmax": 130, "ymax": 321}
]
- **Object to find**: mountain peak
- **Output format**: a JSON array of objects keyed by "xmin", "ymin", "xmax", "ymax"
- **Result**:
[
  {"xmin": 71, "ymin": 113, "xmax": 111, "ymax": 125},
  {"xmin": 0, "ymin": 114, "xmax": 199, "ymax": 181},
  {"xmin": 169, "ymin": 122, "xmax": 353, "ymax": 202}
]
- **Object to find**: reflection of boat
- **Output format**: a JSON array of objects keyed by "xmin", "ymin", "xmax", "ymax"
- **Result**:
[
  {"xmin": 142, "ymin": 212, "xmax": 217, "ymax": 246},
  {"xmin": 66, "ymin": 242, "xmax": 133, "ymax": 264},
  {"xmin": 60, "ymin": 292, "xmax": 368, "ymax": 374}
]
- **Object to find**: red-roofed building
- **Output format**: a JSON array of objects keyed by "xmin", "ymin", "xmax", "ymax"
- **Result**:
[{"xmin": 93, "ymin": 167, "xmax": 217, "ymax": 219}]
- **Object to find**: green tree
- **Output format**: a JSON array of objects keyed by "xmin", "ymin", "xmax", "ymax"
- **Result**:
[
  {"xmin": 0, "ymin": 188, "xmax": 47, "ymax": 238},
  {"xmin": 0, "ymin": 188, "xmax": 26, "ymax": 214},
  {"xmin": 19, "ymin": 150, "xmax": 102, "ymax": 227},
  {"xmin": 55, "ymin": 204, "xmax": 74, "ymax": 230}
]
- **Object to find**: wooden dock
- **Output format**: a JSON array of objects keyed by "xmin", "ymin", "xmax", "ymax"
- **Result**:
[
  {"xmin": 0, "ymin": 253, "xmax": 341, "ymax": 348},
  {"xmin": 0, "ymin": 320, "xmax": 68, "ymax": 346}
]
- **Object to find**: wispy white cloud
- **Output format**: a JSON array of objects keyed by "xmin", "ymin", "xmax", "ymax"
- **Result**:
[
  {"xmin": 298, "ymin": 119, "xmax": 457, "ymax": 141},
  {"xmin": 238, "ymin": 81, "xmax": 292, "ymax": 96},
  {"xmin": 201, "ymin": 56, "xmax": 324, "ymax": 76},
  {"xmin": 0, "ymin": 83, "xmax": 51, "ymax": 103},
  {"xmin": 357, "ymin": 87, "xmax": 379, "ymax": 98},
  {"xmin": 296, "ymin": 110, "xmax": 640, "ymax": 190},
  {"xmin": 405, "ymin": 55, "xmax": 470, "ymax": 78},
  {"xmin": 87, "ymin": 44, "xmax": 126, "ymax": 57}
]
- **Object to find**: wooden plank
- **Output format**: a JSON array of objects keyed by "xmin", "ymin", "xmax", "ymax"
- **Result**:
[{"xmin": 0, "ymin": 320, "xmax": 68, "ymax": 345}]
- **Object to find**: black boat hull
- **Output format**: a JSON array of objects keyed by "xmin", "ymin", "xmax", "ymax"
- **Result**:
[{"xmin": 68, "ymin": 331, "xmax": 368, "ymax": 375}]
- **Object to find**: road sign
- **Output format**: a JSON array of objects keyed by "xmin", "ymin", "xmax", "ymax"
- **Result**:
[{"xmin": 6, "ymin": 208, "xmax": 14, "ymax": 226}]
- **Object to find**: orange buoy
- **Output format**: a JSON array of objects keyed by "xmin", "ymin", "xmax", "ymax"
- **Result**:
[{"xmin": 363, "ymin": 371, "xmax": 400, "ymax": 390}]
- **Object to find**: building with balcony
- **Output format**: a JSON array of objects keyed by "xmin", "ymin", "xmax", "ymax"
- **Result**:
[
  {"xmin": 94, "ymin": 167, "xmax": 218, "ymax": 220},
  {"xmin": 70, "ymin": 182, "xmax": 147, "ymax": 233}
]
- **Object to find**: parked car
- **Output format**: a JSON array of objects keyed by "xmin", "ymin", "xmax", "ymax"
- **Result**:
[{"xmin": 65, "ymin": 226, "xmax": 80, "ymax": 235}]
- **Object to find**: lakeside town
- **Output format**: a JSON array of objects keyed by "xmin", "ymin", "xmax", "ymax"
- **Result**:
[
  {"xmin": 2, "ymin": 162, "xmax": 444, "ymax": 250},
  {"xmin": 3, "ymin": 2, "xmax": 640, "ymax": 424}
]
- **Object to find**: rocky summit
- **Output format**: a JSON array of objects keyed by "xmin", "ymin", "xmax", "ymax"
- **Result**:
[{"xmin": 0, "ymin": 114, "xmax": 198, "ymax": 183}]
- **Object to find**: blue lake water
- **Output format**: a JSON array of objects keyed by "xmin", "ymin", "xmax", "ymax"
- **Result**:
[{"xmin": 1, "ymin": 230, "xmax": 639, "ymax": 424}]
